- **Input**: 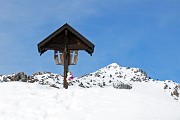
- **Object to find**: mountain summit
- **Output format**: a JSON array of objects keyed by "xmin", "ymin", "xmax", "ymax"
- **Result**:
[{"xmin": 0, "ymin": 63, "xmax": 179, "ymax": 100}]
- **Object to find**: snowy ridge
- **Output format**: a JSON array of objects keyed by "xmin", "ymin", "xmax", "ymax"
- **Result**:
[
  {"xmin": 0, "ymin": 63, "xmax": 180, "ymax": 120},
  {"xmin": 0, "ymin": 63, "xmax": 179, "ymax": 100},
  {"xmin": 74, "ymin": 63, "xmax": 149, "ymax": 88},
  {"xmin": 0, "ymin": 63, "xmax": 149, "ymax": 89},
  {"xmin": 82, "ymin": 63, "xmax": 149, "ymax": 82}
]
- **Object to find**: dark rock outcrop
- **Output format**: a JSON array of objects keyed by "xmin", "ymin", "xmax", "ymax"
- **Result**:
[{"xmin": 113, "ymin": 81, "xmax": 132, "ymax": 89}]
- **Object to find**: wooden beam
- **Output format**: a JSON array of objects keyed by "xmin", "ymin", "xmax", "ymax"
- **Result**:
[
  {"xmin": 44, "ymin": 44, "xmax": 89, "ymax": 51},
  {"xmin": 68, "ymin": 44, "xmax": 88, "ymax": 50},
  {"xmin": 45, "ymin": 44, "xmax": 65, "ymax": 50}
]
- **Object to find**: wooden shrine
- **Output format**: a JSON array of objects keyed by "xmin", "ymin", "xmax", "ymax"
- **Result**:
[{"xmin": 37, "ymin": 23, "xmax": 95, "ymax": 89}]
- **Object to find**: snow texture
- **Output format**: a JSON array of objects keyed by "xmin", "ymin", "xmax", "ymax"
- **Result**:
[{"xmin": 0, "ymin": 63, "xmax": 180, "ymax": 120}]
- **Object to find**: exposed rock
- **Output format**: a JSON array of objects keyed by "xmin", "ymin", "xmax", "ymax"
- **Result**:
[
  {"xmin": 113, "ymin": 81, "xmax": 132, "ymax": 89},
  {"xmin": 79, "ymin": 82, "xmax": 85, "ymax": 88},
  {"xmin": 20, "ymin": 78, "xmax": 27, "ymax": 82},
  {"xmin": 3, "ymin": 77, "xmax": 9, "ymax": 82},
  {"xmin": 164, "ymin": 84, "xmax": 168, "ymax": 89},
  {"xmin": 4, "ymin": 72, "xmax": 29, "ymax": 82},
  {"xmin": 32, "ymin": 72, "xmax": 51, "ymax": 76},
  {"xmin": 28, "ymin": 79, "xmax": 38, "ymax": 83},
  {"xmin": 50, "ymin": 84, "xmax": 59, "ymax": 89},
  {"xmin": 171, "ymin": 89, "xmax": 179, "ymax": 97}
]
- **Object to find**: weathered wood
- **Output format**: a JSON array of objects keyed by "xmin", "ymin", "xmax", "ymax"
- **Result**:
[
  {"xmin": 45, "ymin": 44, "xmax": 89, "ymax": 51},
  {"xmin": 63, "ymin": 30, "xmax": 69, "ymax": 89},
  {"xmin": 38, "ymin": 23, "xmax": 94, "ymax": 56},
  {"xmin": 37, "ymin": 23, "xmax": 95, "ymax": 89},
  {"xmin": 63, "ymin": 47, "xmax": 68, "ymax": 89}
]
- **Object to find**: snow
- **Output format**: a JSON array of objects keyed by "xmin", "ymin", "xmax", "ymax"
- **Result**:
[
  {"xmin": 0, "ymin": 63, "xmax": 180, "ymax": 120},
  {"xmin": 0, "ymin": 81, "xmax": 180, "ymax": 120}
]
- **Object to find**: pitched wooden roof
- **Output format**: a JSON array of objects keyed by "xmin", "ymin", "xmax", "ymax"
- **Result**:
[{"xmin": 37, "ymin": 23, "xmax": 95, "ymax": 56}]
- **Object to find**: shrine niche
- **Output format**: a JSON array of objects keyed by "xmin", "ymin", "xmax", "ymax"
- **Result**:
[{"xmin": 37, "ymin": 23, "xmax": 95, "ymax": 89}]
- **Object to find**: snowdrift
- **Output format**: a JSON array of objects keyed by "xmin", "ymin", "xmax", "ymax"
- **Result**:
[{"xmin": 0, "ymin": 63, "xmax": 180, "ymax": 120}]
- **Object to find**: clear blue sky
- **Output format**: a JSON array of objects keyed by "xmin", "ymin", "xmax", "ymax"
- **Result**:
[{"xmin": 0, "ymin": 0, "xmax": 179, "ymax": 83}]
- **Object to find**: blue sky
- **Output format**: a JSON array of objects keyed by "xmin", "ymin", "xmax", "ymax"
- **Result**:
[{"xmin": 0, "ymin": 0, "xmax": 180, "ymax": 83}]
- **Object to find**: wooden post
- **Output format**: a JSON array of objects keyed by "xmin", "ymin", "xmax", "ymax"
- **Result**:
[
  {"xmin": 63, "ymin": 47, "xmax": 68, "ymax": 89},
  {"xmin": 63, "ymin": 29, "xmax": 69, "ymax": 89}
]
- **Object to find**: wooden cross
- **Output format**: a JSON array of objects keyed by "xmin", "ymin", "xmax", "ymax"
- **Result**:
[{"xmin": 37, "ymin": 23, "xmax": 95, "ymax": 89}]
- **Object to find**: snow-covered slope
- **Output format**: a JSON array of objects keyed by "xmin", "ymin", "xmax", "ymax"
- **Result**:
[
  {"xmin": 0, "ymin": 63, "xmax": 180, "ymax": 120},
  {"xmin": 0, "ymin": 63, "xmax": 179, "ymax": 100},
  {"xmin": 0, "ymin": 82, "xmax": 179, "ymax": 120}
]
